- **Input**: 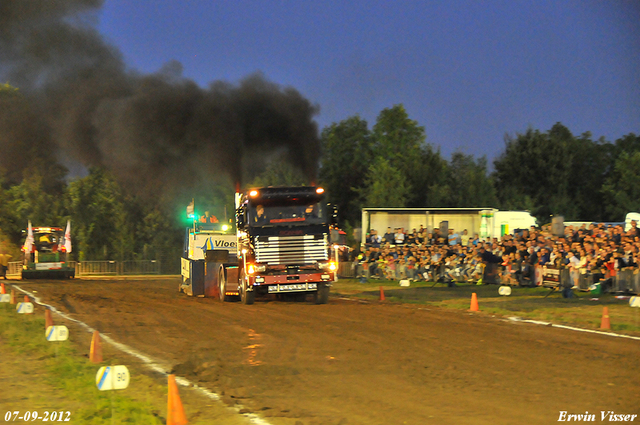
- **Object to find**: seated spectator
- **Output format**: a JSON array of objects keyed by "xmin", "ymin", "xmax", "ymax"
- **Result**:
[
  {"xmin": 383, "ymin": 255, "xmax": 396, "ymax": 280},
  {"xmin": 538, "ymin": 248, "xmax": 551, "ymax": 266},
  {"xmin": 500, "ymin": 254, "xmax": 516, "ymax": 285}
]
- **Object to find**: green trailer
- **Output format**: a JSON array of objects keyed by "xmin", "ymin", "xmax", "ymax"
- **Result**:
[{"xmin": 22, "ymin": 225, "xmax": 75, "ymax": 279}]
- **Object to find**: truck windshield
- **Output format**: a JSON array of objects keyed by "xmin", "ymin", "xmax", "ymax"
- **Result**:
[{"xmin": 249, "ymin": 201, "xmax": 326, "ymax": 226}]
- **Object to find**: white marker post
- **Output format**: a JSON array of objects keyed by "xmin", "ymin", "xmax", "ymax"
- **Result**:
[
  {"xmin": 499, "ymin": 286, "xmax": 511, "ymax": 310},
  {"xmin": 498, "ymin": 286, "xmax": 512, "ymax": 296},
  {"xmin": 96, "ymin": 365, "xmax": 130, "ymax": 424},
  {"xmin": 16, "ymin": 302, "xmax": 34, "ymax": 314},
  {"xmin": 96, "ymin": 365, "xmax": 130, "ymax": 391},
  {"xmin": 0, "ymin": 294, "xmax": 10, "ymax": 303},
  {"xmin": 46, "ymin": 325, "xmax": 69, "ymax": 342}
]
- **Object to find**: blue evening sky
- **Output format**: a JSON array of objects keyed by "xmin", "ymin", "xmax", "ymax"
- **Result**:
[{"xmin": 97, "ymin": 0, "xmax": 640, "ymax": 160}]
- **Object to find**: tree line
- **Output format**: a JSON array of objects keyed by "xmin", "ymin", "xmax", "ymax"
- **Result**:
[{"xmin": 319, "ymin": 105, "xmax": 640, "ymax": 231}]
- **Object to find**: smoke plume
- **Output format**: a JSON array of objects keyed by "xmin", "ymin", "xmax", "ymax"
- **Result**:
[{"xmin": 0, "ymin": 0, "xmax": 320, "ymax": 198}]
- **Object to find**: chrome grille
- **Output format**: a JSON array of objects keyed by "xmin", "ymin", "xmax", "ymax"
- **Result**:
[{"xmin": 255, "ymin": 235, "xmax": 328, "ymax": 265}]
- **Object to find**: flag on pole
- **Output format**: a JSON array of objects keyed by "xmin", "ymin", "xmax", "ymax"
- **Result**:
[
  {"xmin": 64, "ymin": 220, "xmax": 72, "ymax": 253},
  {"xmin": 24, "ymin": 220, "xmax": 34, "ymax": 253}
]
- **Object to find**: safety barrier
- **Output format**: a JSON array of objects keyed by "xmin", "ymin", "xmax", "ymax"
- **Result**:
[
  {"xmin": 337, "ymin": 262, "xmax": 356, "ymax": 278},
  {"xmin": 77, "ymin": 261, "xmax": 117, "ymax": 275},
  {"xmin": 7, "ymin": 261, "xmax": 22, "ymax": 276},
  {"xmin": 340, "ymin": 261, "xmax": 639, "ymax": 294},
  {"xmin": 118, "ymin": 260, "xmax": 161, "ymax": 275},
  {"xmin": 613, "ymin": 269, "xmax": 640, "ymax": 294}
]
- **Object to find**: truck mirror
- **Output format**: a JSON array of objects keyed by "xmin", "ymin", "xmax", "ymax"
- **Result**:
[{"xmin": 330, "ymin": 229, "xmax": 340, "ymax": 244}]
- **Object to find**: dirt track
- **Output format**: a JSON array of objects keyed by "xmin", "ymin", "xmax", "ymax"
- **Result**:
[{"xmin": 14, "ymin": 278, "xmax": 640, "ymax": 425}]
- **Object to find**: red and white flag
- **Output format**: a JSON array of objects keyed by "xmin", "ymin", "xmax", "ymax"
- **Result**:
[
  {"xmin": 24, "ymin": 220, "xmax": 34, "ymax": 253},
  {"xmin": 64, "ymin": 220, "xmax": 72, "ymax": 253}
]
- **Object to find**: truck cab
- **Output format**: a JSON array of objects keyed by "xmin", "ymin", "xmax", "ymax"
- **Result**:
[{"xmin": 235, "ymin": 186, "xmax": 337, "ymax": 304}]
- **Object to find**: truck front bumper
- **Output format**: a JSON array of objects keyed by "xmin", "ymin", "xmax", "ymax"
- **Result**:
[{"xmin": 248, "ymin": 272, "xmax": 334, "ymax": 292}]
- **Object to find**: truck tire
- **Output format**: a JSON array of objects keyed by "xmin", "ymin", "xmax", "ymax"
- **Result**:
[
  {"xmin": 314, "ymin": 283, "xmax": 329, "ymax": 304},
  {"xmin": 218, "ymin": 268, "xmax": 229, "ymax": 302},
  {"xmin": 240, "ymin": 271, "xmax": 255, "ymax": 305}
]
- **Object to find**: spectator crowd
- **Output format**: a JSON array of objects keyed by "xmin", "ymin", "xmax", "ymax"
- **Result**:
[{"xmin": 355, "ymin": 221, "xmax": 640, "ymax": 291}]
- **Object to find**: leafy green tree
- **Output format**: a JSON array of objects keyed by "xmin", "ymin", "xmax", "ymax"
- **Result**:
[
  {"xmin": 319, "ymin": 115, "xmax": 373, "ymax": 225},
  {"xmin": 602, "ymin": 151, "xmax": 640, "ymax": 219},
  {"xmin": 371, "ymin": 105, "xmax": 448, "ymax": 207},
  {"xmin": 371, "ymin": 105, "xmax": 423, "ymax": 205},
  {"xmin": 5, "ymin": 168, "xmax": 67, "ymax": 241},
  {"xmin": 67, "ymin": 168, "xmax": 128, "ymax": 261},
  {"xmin": 358, "ymin": 157, "xmax": 411, "ymax": 207},
  {"xmin": 444, "ymin": 151, "xmax": 497, "ymax": 207},
  {"xmin": 493, "ymin": 123, "xmax": 609, "ymax": 222}
]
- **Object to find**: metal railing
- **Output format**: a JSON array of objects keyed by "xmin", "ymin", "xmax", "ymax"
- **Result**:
[
  {"xmin": 340, "ymin": 260, "xmax": 640, "ymax": 294},
  {"xmin": 7, "ymin": 260, "xmax": 161, "ymax": 276}
]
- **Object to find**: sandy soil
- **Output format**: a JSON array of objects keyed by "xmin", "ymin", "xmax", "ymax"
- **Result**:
[{"xmin": 11, "ymin": 278, "xmax": 640, "ymax": 425}]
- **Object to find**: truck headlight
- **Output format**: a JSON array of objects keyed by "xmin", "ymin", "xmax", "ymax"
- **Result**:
[
  {"xmin": 319, "ymin": 261, "xmax": 337, "ymax": 271},
  {"xmin": 247, "ymin": 264, "xmax": 266, "ymax": 274}
]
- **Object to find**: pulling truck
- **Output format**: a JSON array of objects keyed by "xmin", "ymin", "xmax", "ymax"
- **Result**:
[
  {"xmin": 234, "ymin": 186, "xmax": 337, "ymax": 305},
  {"xmin": 22, "ymin": 226, "xmax": 75, "ymax": 279}
]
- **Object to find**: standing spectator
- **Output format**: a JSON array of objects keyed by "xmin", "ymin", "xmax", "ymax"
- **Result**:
[
  {"xmin": 630, "ymin": 220, "xmax": 640, "ymax": 238},
  {"xmin": 448, "ymin": 229, "xmax": 460, "ymax": 246},
  {"xmin": 368, "ymin": 230, "xmax": 382, "ymax": 248},
  {"xmin": 0, "ymin": 248, "xmax": 12, "ymax": 279},
  {"xmin": 566, "ymin": 251, "xmax": 580, "ymax": 289},
  {"xmin": 460, "ymin": 229, "xmax": 470, "ymax": 247},
  {"xmin": 394, "ymin": 228, "xmax": 405, "ymax": 245},
  {"xmin": 383, "ymin": 227, "xmax": 395, "ymax": 244}
]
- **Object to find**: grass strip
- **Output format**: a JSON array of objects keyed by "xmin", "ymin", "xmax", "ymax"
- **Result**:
[{"xmin": 0, "ymin": 303, "xmax": 165, "ymax": 424}]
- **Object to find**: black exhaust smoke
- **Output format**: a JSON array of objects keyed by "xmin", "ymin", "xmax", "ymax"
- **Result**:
[{"xmin": 0, "ymin": 0, "xmax": 320, "ymax": 197}]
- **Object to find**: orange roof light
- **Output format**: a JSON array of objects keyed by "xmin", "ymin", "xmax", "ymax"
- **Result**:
[
  {"xmin": 249, "ymin": 190, "xmax": 259, "ymax": 197},
  {"xmin": 316, "ymin": 187, "xmax": 325, "ymax": 194}
]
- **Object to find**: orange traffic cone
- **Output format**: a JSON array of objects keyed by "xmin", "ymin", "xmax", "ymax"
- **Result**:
[
  {"xmin": 10, "ymin": 289, "xmax": 16, "ymax": 304},
  {"xmin": 0, "ymin": 283, "xmax": 5, "ymax": 294},
  {"xmin": 167, "ymin": 374, "xmax": 188, "ymax": 425},
  {"xmin": 45, "ymin": 309, "xmax": 54, "ymax": 329},
  {"xmin": 89, "ymin": 331, "xmax": 103, "ymax": 363},
  {"xmin": 600, "ymin": 306, "xmax": 611, "ymax": 330},
  {"xmin": 23, "ymin": 295, "xmax": 29, "ymax": 303},
  {"xmin": 469, "ymin": 292, "xmax": 479, "ymax": 312},
  {"xmin": 379, "ymin": 286, "xmax": 386, "ymax": 302}
]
